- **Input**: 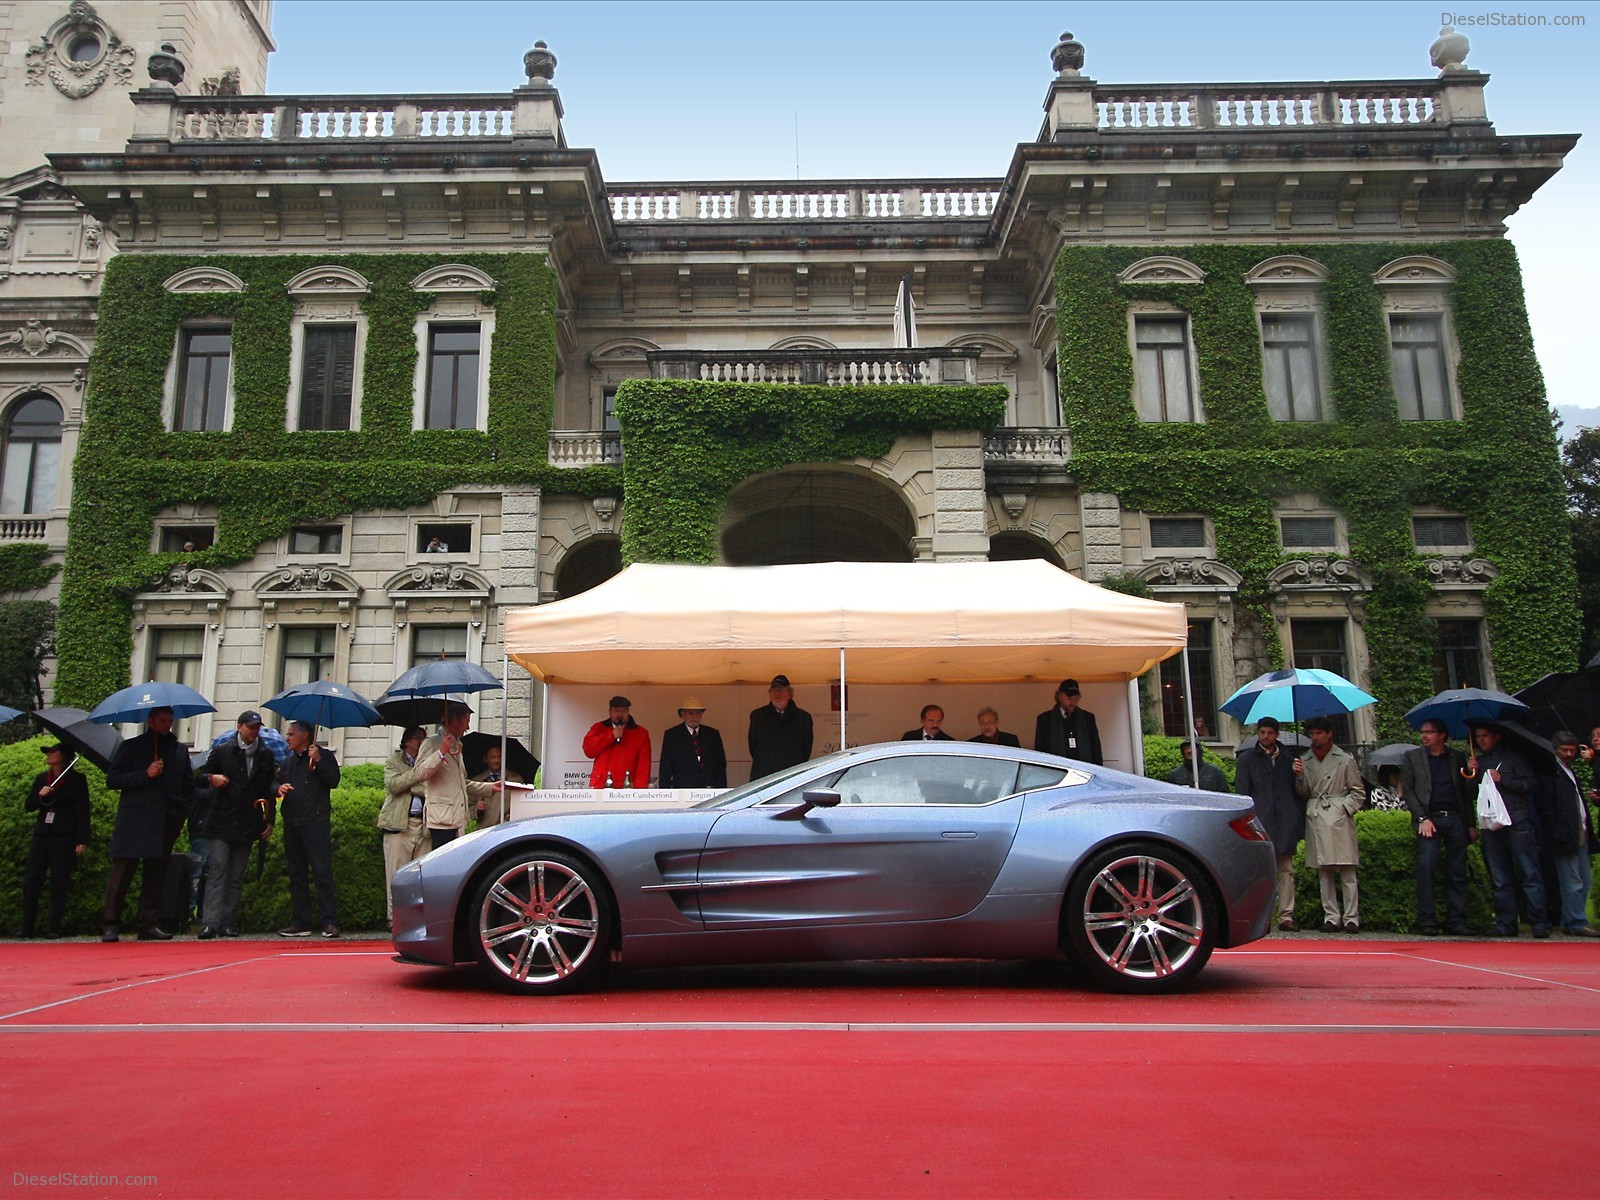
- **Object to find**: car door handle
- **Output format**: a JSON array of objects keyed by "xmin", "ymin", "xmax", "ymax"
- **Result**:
[{"xmin": 941, "ymin": 831, "xmax": 978, "ymax": 839}]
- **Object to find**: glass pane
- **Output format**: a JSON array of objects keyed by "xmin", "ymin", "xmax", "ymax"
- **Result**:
[
  {"xmin": 452, "ymin": 351, "xmax": 479, "ymax": 427},
  {"xmin": 432, "ymin": 328, "xmax": 480, "ymax": 353},
  {"xmin": 833, "ymin": 756, "xmax": 1018, "ymax": 806},
  {"xmin": 1416, "ymin": 345, "xmax": 1449, "ymax": 420},
  {"xmin": 1262, "ymin": 347, "xmax": 1292, "ymax": 421},
  {"xmin": 427, "ymin": 359, "xmax": 455, "ymax": 429},
  {"xmin": 1432, "ymin": 620, "xmax": 1484, "ymax": 691},
  {"xmin": 281, "ymin": 626, "xmax": 336, "ymax": 689},
  {"xmin": 1137, "ymin": 318, "xmax": 1185, "ymax": 346},
  {"xmin": 1135, "ymin": 347, "xmax": 1165, "ymax": 421},
  {"xmin": 27, "ymin": 440, "xmax": 60, "ymax": 513},
  {"xmin": 1291, "ymin": 619, "xmax": 1351, "ymax": 741},
  {"xmin": 2, "ymin": 442, "xmax": 30, "ymax": 513},
  {"xmin": 412, "ymin": 626, "xmax": 467, "ymax": 666},
  {"xmin": 1150, "ymin": 518, "xmax": 1205, "ymax": 548},
  {"xmin": 1160, "ymin": 621, "xmax": 1216, "ymax": 737},
  {"xmin": 11, "ymin": 396, "xmax": 63, "ymax": 429},
  {"xmin": 1161, "ymin": 346, "xmax": 1193, "ymax": 420},
  {"xmin": 1286, "ymin": 344, "xmax": 1320, "ymax": 421}
]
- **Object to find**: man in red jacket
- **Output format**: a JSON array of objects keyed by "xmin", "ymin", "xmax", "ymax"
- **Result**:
[{"xmin": 583, "ymin": 696, "xmax": 651, "ymax": 787}]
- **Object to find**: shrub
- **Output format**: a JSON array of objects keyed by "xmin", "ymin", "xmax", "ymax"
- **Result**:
[{"xmin": 1143, "ymin": 735, "xmax": 1237, "ymax": 787}]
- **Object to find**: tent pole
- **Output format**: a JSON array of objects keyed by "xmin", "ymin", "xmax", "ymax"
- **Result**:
[
  {"xmin": 539, "ymin": 677, "xmax": 551, "ymax": 792},
  {"xmin": 839, "ymin": 646, "xmax": 847, "ymax": 752},
  {"xmin": 500, "ymin": 653, "xmax": 509, "ymax": 824},
  {"xmin": 1180, "ymin": 645, "xmax": 1201, "ymax": 789}
]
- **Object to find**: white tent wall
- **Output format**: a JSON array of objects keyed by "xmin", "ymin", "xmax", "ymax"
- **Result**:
[{"xmin": 543, "ymin": 679, "xmax": 1140, "ymax": 789}]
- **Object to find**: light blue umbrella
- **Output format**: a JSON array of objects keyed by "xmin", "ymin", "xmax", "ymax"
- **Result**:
[
  {"xmin": 0, "ymin": 703, "xmax": 23, "ymax": 723},
  {"xmin": 1219, "ymin": 667, "xmax": 1376, "ymax": 727},
  {"xmin": 1404, "ymin": 687, "xmax": 1531, "ymax": 740},
  {"xmin": 89, "ymin": 680, "xmax": 216, "ymax": 724},
  {"xmin": 262, "ymin": 680, "xmax": 382, "ymax": 731}
]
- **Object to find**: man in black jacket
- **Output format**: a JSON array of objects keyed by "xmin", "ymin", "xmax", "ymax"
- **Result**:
[
  {"xmin": 901, "ymin": 705, "xmax": 955, "ymax": 742},
  {"xmin": 196, "ymin": 710, "xmax": 276, "ymax": 939},
  {"xmin": 967, "ymin": 707, "xmax": 1021, "ymax": 748},
  {"xmin": 274, "ymin": 720, "xmax": 341, "ymax": 938},
  {"xmin": 658, "ymin": 698, "xmax": 728, "ymax": 789},
  {"xmin": 1235, "ymin": 718, "xmax": 1302, "ymax": 931},
  {"xmin": 1468, "ymin": 723, "xmax": 1548, "ymax": 937},
  {"xmin": 1033, "ymin": 679, "xmax": 1102, "ymax": 765},
  {"xmin": 748, "ymin": 675, "xmax": 813, "ymax": 782},
  {"xmin": 1544, "ymin": 731, "xmax": 1599, "ymax": 936},
  {"xmin": 1400, "ymin": 720, "xmax": 1476, "ymax": 935},
  {"xmin": 22, "ymin": 744, "xmax": 91, "ymax": 938},
  {"xmin": 102, "ymin": 707, "xmax": 194, "ymax": 942}
]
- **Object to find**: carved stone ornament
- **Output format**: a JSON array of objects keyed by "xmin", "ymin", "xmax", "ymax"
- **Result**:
[
  {"xmin": 1117, "ymin": 256, "xmax": 1207, "ymax": 285},
  {"xmin": 162, "ymin": 266, "xmax": 247, "ymax": 294},
  {"xmin": 0, "ymin": 321, "xmax": 89, "ymax": 359},
  {"xmin": 1430, "ymin": 25, "xmax": 1470, "ymax": 74},
  {"xmin": 199, "ymin": 67, "xmax": 241, "ymax": 96},
  {"xmin": 151, "ymin": 565, "xmax": 227, "ymax": 595},
  {"xmin": 524, "ymin": 40, "xmax": 557, "ymax": 85},
  {"xmin": 395, "ymin": 565, "xmax": 487, "ymax": 592},
  {"xmin": 1267, "ymin": 557, "xmax": 1370, "ymax": 592},
  {"xmin": 410, "ymin": 264, "xmax": 496, "ymax": 293},
  {"xmin": 26, "ymin": 2, "xmax": 136, "ymax": 99},
  {"xmin": 147, "ymin": 42, "xmax": 185, "ymax": 87},
  {"xmin": 1051, "ymin": 31, "xmax": 1086, "ymax": 78},
  {"xmin": 591, "ymin": 497, "xmax": 618, "ymax": 529},
  {"xmin": 1423, "ymin": 557, "xmax": 1498, "ymax": 586},
  {"xmin": 1136, "ymin": 559, "xmax": 1244, "ymax": 590},
  {"xmin": 272, "ymin": 566, "xmax": 342, "ymax": 592}
]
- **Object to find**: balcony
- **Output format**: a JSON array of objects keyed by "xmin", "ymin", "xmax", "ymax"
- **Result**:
[
  {"xmin": 983, "ymin": 428, "xmax": 1070, "ymax": 467},
  {"xmin": 646, "ymin": 347, "xmax": 980, "ymax": 386},
  {"xmin": 0, "ymin": 516, "xmax": 50, "ymax": 543},
  {"xmin": 548, "ymin": 431, "xmax": 622, "ymax": 469},
  {"xmin": 608, "ymin": 182, "xmax": 1000, "ymax": 224}
]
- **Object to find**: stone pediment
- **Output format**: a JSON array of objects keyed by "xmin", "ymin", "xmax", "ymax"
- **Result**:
[
  {"xmin": 1267, "ymin": 557, "xmax": 1371, "ymax": 592},
  {"xmin": 0, "ymin": 321, "xmax": 90, "ymax": 360},
  {"xmin": 1422, "ymin": 556, "xmax": 1499, "ymax": 588},
  {"xmin": 1373, "ymin": 256, "xmax": 1457, "ymax": 288},
  {"xmin": 411, "ymin": 264, "xmax": 495, "ymax": 293},
  {"xmin": 385, "ymin": 564, "xmax": 493, "ymax": 597},
  {"xmin": 1245, "ymin": 255, "xmax": 1330, "ymax": 287},
  {"xmin": 1135, "ymin": 559, "xmax": 1243, "ymax": 591},
  {"xmin": 254, "ymin": 565, "xmax": 362, "ymax": 598},
  {"xmin": 285, "ymin": 266, "xmax": 372, "ymax": 297},
  {"xmin": 139, "ymin": 565, "xmax": 231, "ymax": 598},
  {"xmin": 1117, "ymin": 256, "xmax": 1206, "ymax": 285},
  {"xmin": 163, "ymin": 266, "xmax": 246, "ymax": 294}
]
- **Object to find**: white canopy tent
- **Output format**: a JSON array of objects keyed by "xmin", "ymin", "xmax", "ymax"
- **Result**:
[{"xmin": 502, "ymin": 560, "xmax": 1194, "ymax": 785}]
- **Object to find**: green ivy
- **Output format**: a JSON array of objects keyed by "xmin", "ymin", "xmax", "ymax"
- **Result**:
[
  {"xmin": 56, "ymin": 253, "xmax": 622, "ymax": 707},
  {"xmin": 1057, "ymin": 240, "xmax": 1579, "ymax": 737},
  {"xmin": 613, "ymin": 380, "xmax": 1008, "ymax": 563},
  {"xmin": 0, "ymin": 544, "xmax": 59, "ymax": 595}
]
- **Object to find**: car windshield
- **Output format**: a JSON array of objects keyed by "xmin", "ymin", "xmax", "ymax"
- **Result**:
[{"xmin": 691, "ymin": 747, "xmax": 869, "ymax": 809}]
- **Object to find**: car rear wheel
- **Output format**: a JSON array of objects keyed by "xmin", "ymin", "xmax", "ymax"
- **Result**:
[
  {"xmin": 470, "ymin": 850, "xmax": 612, "ymax": 994},
  {"xmin": 1063, "ymin": 841, "xmax": 1217, "ymax": 994}
]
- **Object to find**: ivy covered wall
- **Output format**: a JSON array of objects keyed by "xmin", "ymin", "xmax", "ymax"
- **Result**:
[
  {"xmin": 1056, "ymin": 239, "xmax": 1579, "ymax": 737},
  {"xmin": 55, "ymin": 252, "xmax": 619, "ymax": 708}
]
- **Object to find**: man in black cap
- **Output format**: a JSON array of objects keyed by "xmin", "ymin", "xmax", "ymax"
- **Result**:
[
  {"xmin": 748, "ymin": 674, "xmax": 813, "ymax": 781},
  {"xmin": 659, "ymin": 697, "xmax": 728, "ymax": 789},
  {"xmin": 195, "ymin": 710, "xmax": 276, "ymax": 939},
  {"xmin": 1033, "ymin": 679, "xmax": 1102, "ymax": 765}
]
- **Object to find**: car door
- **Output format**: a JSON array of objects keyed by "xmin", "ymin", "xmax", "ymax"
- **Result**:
[{"xmin": 698, "ymin": 752, "xmax": 1024, "ymax": 928}]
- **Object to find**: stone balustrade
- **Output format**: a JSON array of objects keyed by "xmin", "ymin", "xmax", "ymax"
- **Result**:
[
  {"xmin": 143, "ymin": 93, "xmax": 526, "ymax": 143},
  {"xmin": 647, "ymin": 347, "xmax": 981, "ymax": 386},
  {"xmin": 1092, "ymin": 80, "xmax": 1443, "ymax": 131},
  {"xmin": 608, "ymin": 183, "xmax": 1001, "ymax": 223},
  {"xmin": 0, "ymin": 517, "xmax": 50, "ymax": 542},
  {"xmin": 548, "ymin": 430, "xmax": 622, "ymax": 469},
  {"xmin": 983, "ymin": 428, "xmax": 1071, "ymax": 466}
]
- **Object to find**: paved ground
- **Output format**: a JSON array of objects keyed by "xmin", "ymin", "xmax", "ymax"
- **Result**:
[{"xmin": 3, "ymin": 936, "xmax": 1597, "ymax": 1198}]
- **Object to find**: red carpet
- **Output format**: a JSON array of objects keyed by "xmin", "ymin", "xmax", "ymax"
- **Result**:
[{"xmin": 2, "ymin": 940, "xmax": 1597, "ymax": 1198}]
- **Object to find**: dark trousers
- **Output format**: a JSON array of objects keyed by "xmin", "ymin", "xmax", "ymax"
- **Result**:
[
  {"xmin": 429, "ymin": 827, "xmax": 459, "ymax": 851},
  {"xmin": 102, "ymin": 820, "xmax": 182, "ymax": 932},
  {"xmin": 1415, "ymin": 813, "xmax": 1470, "ymax": 930},
  {"xmin": 22, "ymin": 836, "xmax": 77, "ymax": 935},
  {"xmin": 1481, "ymin": 824, "xmax": 1548, "ymax": 934},
  {"xmin": 283, "ymin": 819, "xmax": 337, "ymax": 928}
]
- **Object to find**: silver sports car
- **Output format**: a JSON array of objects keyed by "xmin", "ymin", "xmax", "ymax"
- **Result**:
[{"xmin": 391, "ymin": 742, "xmax": 1275, "ymax": 995}]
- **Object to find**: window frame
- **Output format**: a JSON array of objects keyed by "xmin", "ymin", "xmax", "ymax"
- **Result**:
[
  {"xmin": 1388, "ymin": 312, "xmax": 1457, "ymax": 422},
  {"xmin": 411, "ymin": 310, "xmax": 495, "ymax": 433},
  {"xmin": 1, "ymin": 392, "xmax": 65, "ymax": 515},
  {"xmin": 1257, "ymin": 310, "xmax": 1327, "ymax": 422},
  {"xmin": 1128, "ymin": 307, "xmax": 1203, "ymax": 424},
  {"xmin": 410, "ymin": 624, "xmax": 470, "ymax": 668},
  {"xmin": 167, "ymin": 324, "xmax": 235, "ymax": 432},
  {"xmin": 288, "ymin": 320, "xmax": 365, "ymax": 432}
]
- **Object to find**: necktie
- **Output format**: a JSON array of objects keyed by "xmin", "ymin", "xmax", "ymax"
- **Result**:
[{"xmin": 690, "ymin": 730, "xmax": 702, "ymax": 762}]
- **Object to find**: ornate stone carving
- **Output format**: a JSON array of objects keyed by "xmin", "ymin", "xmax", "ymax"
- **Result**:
[
  {"xmin": 1267, "ymin": 557, "xmax": 1370, "ymax": 592},
  {"xmin": 410, "ymin": 263, "xmax": 496, "ymax": 292},
  {"xmin": 0, "ymin": 321, "xmax": 89, "ymax": 359},
  {"xmin": 524, "ymin": 40, "xmax": 557, "ymax": 85},
  {"xmin": 1117, "ymin": 256, "xmax": 1206, "ymax": 285},
  {"xmin": 1136, "ymin": 559, "xmax": 1244, "ymax": 590},
  {"xmin": 591, "ymin": 497, "xmax": 618, "ymax": 530},
  {"xmin": 285, "ymin": 265, "xmax": 372, "ymax": 297},
  {"xmin": 390, "ymin": 565, "xmax": 492, "ymax": 593},
  {"xmin": 162, "ymin": 266, "xmax": 247, "ymax": 294},
  {"xmin": 1051, "ymin": 31, "xmax": 1085, "ymax": 78},
  {"xmin": 199, "ymin": 68, "xmax": 241, "ymax": 96},
  {"xmin": 150, "ymin": 565, "xmax": 228, "ymax": 595},
  {"xmin": 26, "ymin": 3, "xmax": 135, "ymax": 99},
  {"xmin": 265, "ymin": 566, "xmax": 352, "ymax": 593},
  {"xmin": 82, "ymin": 218, "xmax": 102, "ymax": 250},
  {"xmin": 1372, "ymin": 255, "xmax": 1457, "ymax": 288},
  {"xmin": 1423, "ymin": 557, "xmax": 1499, "ymax": 586},
  {"xmin": 147, "ymin": 41, "xmax": 185, "ymax": 87},
  {"xmin": 1430, "ymin": 25, "xmax": 1470, "ymax": 74}
]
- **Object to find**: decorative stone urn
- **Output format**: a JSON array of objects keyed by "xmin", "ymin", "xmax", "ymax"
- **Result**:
[
  {"xmin": 524, "ymin": 40, "xmax": 556, "ymax": 86},
  {"xmin": 1051, "ymin": 31, "xmax": 1085, "ymax": 78},
  {"xmin": 147, "ymin": 41, "xmax": 184, "ymax": 86},
  {"xmin": 1430, "ymin": 25, "xmax": 1470, "ymax": 74}
]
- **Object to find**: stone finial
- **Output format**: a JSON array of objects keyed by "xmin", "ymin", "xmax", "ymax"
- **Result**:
[
  {"xmin": 1430, "ymin": 25, "xmax": 1470, "ymax": 74},
  {"xmin": 524, "ymin": 39, "xmax": 556, "ymax": 86},
  {"xmin": 147, "ymin": 41, "xmax": 185, "ymax": 86},
  {"xmin": 1051, "ymin": 31, "xmax": 1085, "ymax": 78}
]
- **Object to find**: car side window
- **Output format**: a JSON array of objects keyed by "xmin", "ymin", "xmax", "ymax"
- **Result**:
[
  {"xmin": 831, "ymin": 756, "xmax": 1019, "ymax": 806},
  {"xmin": 1016, "ymin": 764, "xmax": 1072, "ymax": 793},
  {"xmin": 758, "ymin": 769, "xmax": 844, "ymax": 807}
]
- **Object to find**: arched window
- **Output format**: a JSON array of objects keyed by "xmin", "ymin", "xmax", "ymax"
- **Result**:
[{"xmin": 1, "ymin": 394, "xmax": 64, "ymax": 514}]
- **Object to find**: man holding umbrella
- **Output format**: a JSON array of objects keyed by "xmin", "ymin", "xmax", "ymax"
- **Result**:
[
  {"xmin": 1400, "ymin": 719, "xmax": 1477, "ymax": 935},
  {"xmin": 1235, "ymin": 718, "xmax": 1303, "ymax": 932},
  {"xmin": 1294, "ymin": 716, "xmax": 1365, "ymax": 934},
  {"xmin": 195, "ymin": 710, "xmax": 276, "ymax": 939},
  {"xmin": 274, "ymin": 720, "xmax": 341, "ymax": 938},
  {"xmin": 101, "ymin": 706, "xmax": 195, "ymax": 942},
  {"xmin": 1467, "ymin": 722, "xmax": 1548, "ymax": 938},
  {"xmin": 414, "ymin": 701, "xmax": 501, "ymax": 848}
]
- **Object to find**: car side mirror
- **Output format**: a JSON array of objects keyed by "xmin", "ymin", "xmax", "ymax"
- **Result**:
[{"xmin": 778, "ymin": 788, "xmax": 843, "ymax": 819}]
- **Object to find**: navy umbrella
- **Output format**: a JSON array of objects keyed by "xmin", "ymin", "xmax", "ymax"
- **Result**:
[
  {"xmin": 0, "ymin": 703, "xmax": 23, "ymax": 723},
  {"xmin": 1404, "ymin": 688, "xmax": 1531, "ymax": 740},
  {"xmin": 262, "ymin": 680, "xmax": 382, "ymax": 732},
  {"xmin": 89, "ymin": 680, "xmax": 216, "ymax": 724},
  {"xmin": 385, "ymin": 659, "xmax": 502, "ymax": 698},
  {"xmin": 32, "ymin": 706, "xmax": 124, "ymax": 773}
]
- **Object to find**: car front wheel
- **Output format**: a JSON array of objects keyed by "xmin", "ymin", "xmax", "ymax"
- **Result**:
[
  {"xmin": 1063, "ymin": 841, "xmax": 1218, "ymax": 994},
  {"xmin": 470, "ymin": 850, "xmax": 612, "ymax": 994}
]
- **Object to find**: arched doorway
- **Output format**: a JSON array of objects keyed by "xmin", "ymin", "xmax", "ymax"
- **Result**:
[
  {"xmin": 988, "ymin": 531, "xmax": 1063, "ymax": 568},
  {"xmin": 554, "ymin": 537, "xmax": 622, "ymax": 599},
  {"xmin": 721, "ymin": 468, "xmax": 916, "ymax": 565}
]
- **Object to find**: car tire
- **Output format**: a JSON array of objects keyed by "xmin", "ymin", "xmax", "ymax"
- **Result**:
[
  {"xmin": 469, "ymin": 849, "xmax": 613, "ymax": 994},
  {"xmin": 1062, "ymin": 840, "xmax": 1218, "ymax": 994}
]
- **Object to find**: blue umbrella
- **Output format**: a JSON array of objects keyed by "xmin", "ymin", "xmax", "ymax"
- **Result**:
[
  {"xmin": 1404, "ymin": 687, "xmax": 1531, "ymax": 740},
  {"xmin": 89, "ymin": 680, "xmax": 216, "ymax": 724},
  {"xmin": 208, "ymin": 725, "xmax": 291, "ymax": 764},
  {"xmin": 0, "ymin": 704, "xmax": 23, "ymax": 723},
  {"xmin": 262, "ymin": 680, "xmax": 382, "ymax": 731},
  {"xmin": 1220, "ymin": 667, "xmax": 1377, "ymax": 727},
  {"xmin": 385, "ymin": 659, "xmax": 502, "ymax": 697}
]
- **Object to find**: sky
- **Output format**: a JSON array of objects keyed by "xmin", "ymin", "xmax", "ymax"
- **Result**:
[{"xmin": 266, "ymin": 0, "xmax": 1598, "ymax": 434}]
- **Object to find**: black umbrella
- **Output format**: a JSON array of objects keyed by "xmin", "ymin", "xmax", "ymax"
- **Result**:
[
  {"xmin": 373, "ymin": 690, "xmax": 469, "ymax": 730},
  {"xmin": 1360, "ymin": 742, "xmax": 1416, "ymax": 781},
  {"xmin": 460, "ymin": 732, "xmax": 539, "ymax": 783},
  {"xmin": 32, "ymin": 706, "xmax": 123, "ymax": 773},
  {"xmin": 1513, "ymin": 665, "xmax": 1600, "ymax": 742}
]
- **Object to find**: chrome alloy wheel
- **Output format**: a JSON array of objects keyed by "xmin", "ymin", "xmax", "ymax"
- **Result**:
[
  {"xmin": 1080, "ymin": 853, "xmax": 1205, "ymax": 981},
  {"xmin": 477, "ymin": 858, "xmax": 602, "ymax": 986}
]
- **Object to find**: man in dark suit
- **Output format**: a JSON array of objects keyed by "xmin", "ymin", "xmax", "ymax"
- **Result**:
[
  {"xmin": 748, "ymin": 675, "xmax": 813, "ymax": 781},
  {"xmin": 901, "ymin": 704, "xmax": 955, "ymax": 742},
  {"xmin": 658, "ymin": 697, "xmax": 728, "ymax": 788},
  {"xmin": 1033, "ymin": 679, "xmax": 1102, "ymax": 765},
  {"xmin": 1399, "ymin": 718, "xmax": 1476, "ymax": 935},
  {"xmin": 196, "ymin": 710, "xmax": 277, "ymax": 939},
  {"xmin": 967, "ymin": 707, "xmax": 1021, "ymax": 748},
  {"xmin": 274, "ymin": 720, "xmax": 341, "ymax": 938},
  {"xmin": 1544, "ymin": 731, "xmax": 1599, "ymax": 936},
  {"xmin": 22, "ymin": 744, "xmax": 92, "ymax": 938},
  {"xmin": 102, "ymin": 706, "xmax": 195, "ymax": 942}
]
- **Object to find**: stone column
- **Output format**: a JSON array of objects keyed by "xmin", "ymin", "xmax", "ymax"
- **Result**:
[
  {"xmin": 1079, "ymin": 491, "xmax": 1124, "ymax": 581},
  {"xmin": 497, "ymin": 484, "xmax": 543, "ymax": 745},
  {"xmin": 930, "ymin": 430, "xmax": 990, "ymax": 561}
]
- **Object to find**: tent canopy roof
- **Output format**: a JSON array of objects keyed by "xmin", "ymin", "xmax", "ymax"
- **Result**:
[{"xmin": 505, "ymin": 560, "xmax": 1186, "ymax": 687}]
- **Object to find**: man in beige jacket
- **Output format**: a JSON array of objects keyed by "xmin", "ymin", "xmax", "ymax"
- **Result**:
[
  {"xmin": 1293, "ymin": 716, "xmax": 1365, "ymax": 933},
  {"xmin": 415, "ymin": 702, "xmax": 501, "ymax": 851},
  {"xmin": 378, "ymin": 725, "xmax": 429, "ymax": 924}
]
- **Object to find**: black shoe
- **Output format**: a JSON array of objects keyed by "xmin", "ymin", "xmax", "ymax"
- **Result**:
[
  {"xmin": 1445, "ymin": 925, "xmax": 1470, "ymax": 936},
  {"xmin": 278, "ymin": 924, "xmax": 313, "ymax": 938},
  {"xmin": 136, "ymin": 927, "xmax": 173, "ymax": 941},
  {"xmin": 1494, "ymin": 926, "xmax": 1519, "ymax": 937},
  {"xmin": 1344, "ymin": 922, "xmax": 1360, "ymax": 935},
  {"xmin": 320, "ymin": 924, "xmax": 341, "ymax": 939},
  {"xmin": 1533, "ymin": 926, "xmax": 1552, "ymax": 939},
  {"xmin": 1418, "ymin": 924, "xmax": 1440, "ymax": 936},
  {"xmin": 1277, "ymin": 916, "xmax": 1297, "ymax": 933},
  {"xmin": 101, "ymin": 926, "xmax": 119, "ymax": 943},
  {"xmin": 1322, "ymin": 921, "xmax": 1339, "ymax": 934},
  {"xmin": 197, "ymin": 925, "xmax": 218, "ymax": 940},
  {"xmin": 220, "ymin": 926, "xmax": 240, "ymax": 938}
]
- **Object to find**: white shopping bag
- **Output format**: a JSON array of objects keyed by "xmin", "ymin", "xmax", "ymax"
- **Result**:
[{"xmin": 1476, "ymin": 771, "xmax": 1512, "ymax": 831}]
